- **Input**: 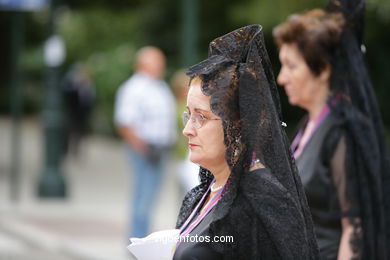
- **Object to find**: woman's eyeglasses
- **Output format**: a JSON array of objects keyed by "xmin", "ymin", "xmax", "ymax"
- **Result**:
[{"xmin": 182, "ymin": 111, "xmax": 221, "ymax": 129}]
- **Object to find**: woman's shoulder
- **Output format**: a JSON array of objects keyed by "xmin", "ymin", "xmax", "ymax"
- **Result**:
[
  {"xmin": 329, "ymin": 100, "xmax": 371, "ymax": 130},
  {"xmin": 176, "ymin": 183, "xmax": 209, "ymax": 229},
  {"xmin": 238, "ymin": 168, "xmax": 299, "ymax": 213},
  {"xmin": 231, "ymin": 168, "xmax": 317, "ymax": 258},
  {"xmin": 240, "ymin": 168, "xmax": 288, "ymax": 195},
  {"xmin": 321, "ymin": 110, "xmax": 356, "ymax": 156}
]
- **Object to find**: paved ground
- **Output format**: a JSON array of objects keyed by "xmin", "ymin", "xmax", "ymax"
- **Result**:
[{"xmin": 0, "ymin": 117, "xmax": 185, "ymax": 260}]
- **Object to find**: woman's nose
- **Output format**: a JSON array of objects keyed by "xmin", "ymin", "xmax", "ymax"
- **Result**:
[
  {"xmin": 277, "ymin": 68, "xmax": 287, "ymax": 86},
  {"xmin": 182, "ymin": 119, "xmax": 195, "ymax": 137}
]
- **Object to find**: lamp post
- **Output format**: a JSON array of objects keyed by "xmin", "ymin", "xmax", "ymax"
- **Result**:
[
  {"xmin": 1, "ymin": 0, "xmax": 49, "ymax": 202},
  {"xmin": 181, "ymin": 0, "xmax": 198, "ymax": 67},
  {"xmin": 9, "ymin": 12, "xmax": 24, "ymax": 202},
  {"xmin": 38, "ymin": 0, "xmax": 66, "ymax": 198}
]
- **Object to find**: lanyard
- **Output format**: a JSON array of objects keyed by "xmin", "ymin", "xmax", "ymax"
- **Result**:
[
  {"xmin": 177, "ymin": 179, "xmax": 224, "ymax": 245},
  {"xmin": 291, "ymin": 104, "xmax": 330, "ymax": 158}
]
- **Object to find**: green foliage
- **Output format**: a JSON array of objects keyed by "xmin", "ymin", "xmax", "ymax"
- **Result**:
[
  {"xmin": 85, "ymin": 44, "xmax": 136, "ymax": 135},
  {"xmin": 230, "ymin": 0, "xmax": 324, "ymax": 32},
  {"xmin": 56, "ymin": 8, "xmax": 142, "ymax": 134},
  {"xmin": 20, "ymin": 47, "xmax": 45, "ymax": 113},
  {"xmin": 58, "ymin": 8, "xmax": 142, "ymax": 61},
  {"xmin": 365, "ymin": 8, "xmax": 390, "ymax": 124},
  {"xmin": 5, "ymin": 0, "xmax": 389, "ymax": 136}
]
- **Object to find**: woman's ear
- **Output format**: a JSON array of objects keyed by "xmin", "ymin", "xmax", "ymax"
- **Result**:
[{"xmin": 319, "ymin": 64, "xmax": 331, "ymax": 83}]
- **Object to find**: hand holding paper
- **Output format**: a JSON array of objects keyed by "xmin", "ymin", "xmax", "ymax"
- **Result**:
[{"xmin": 127, "ymin": 229, "xmax": 180, "ymax": 260}]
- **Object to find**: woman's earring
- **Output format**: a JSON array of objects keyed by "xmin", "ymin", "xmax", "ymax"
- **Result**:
[
  {"xmin": 232, "ymin": 136, "xmax": 241, "ymax": 166},
  {"xmin": 234, "ymin": 137, "xmax": 240, "ymax": 156}
]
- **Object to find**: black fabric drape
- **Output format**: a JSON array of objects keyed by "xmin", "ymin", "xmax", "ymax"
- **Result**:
[{"xmin": 323, "ymin": 0, "xmax": 390, "ymax": 258}]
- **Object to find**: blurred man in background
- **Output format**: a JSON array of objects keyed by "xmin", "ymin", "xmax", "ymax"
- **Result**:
[{"xmin": 114, "ymin": 46, "xmax": 177, "ymax": 238}]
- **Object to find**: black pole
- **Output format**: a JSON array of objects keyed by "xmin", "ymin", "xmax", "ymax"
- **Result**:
[
  {"xmin": 181, "ymin": 0, "xmax": 199, "ymax": 67},
  {"xmin": 9, "ymin": 12, "xmax": 24, "ymax": 202},
  {"xmin": 38, "ymin": 0, "xmax": 66, "ymax": 198}
]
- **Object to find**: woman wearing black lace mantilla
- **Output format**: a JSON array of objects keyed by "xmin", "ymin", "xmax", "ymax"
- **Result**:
[
  {"xmin": 273, "ymin": 0, "xmax": 390, "ymax": 259},
  {"xmin": 173, "ymin": 25, "xmax": 319, "ymax": 259}
]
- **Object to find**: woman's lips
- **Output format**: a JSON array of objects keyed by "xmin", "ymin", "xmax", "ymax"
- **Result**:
[{"xmin": 189, "ymin": 143, "xmax": 198, "ymax": 149}]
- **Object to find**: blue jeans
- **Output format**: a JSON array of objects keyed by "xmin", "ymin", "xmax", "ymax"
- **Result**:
[{"xmin": 126, "ymin": 145, "xmax": 165, "ymax": 238}]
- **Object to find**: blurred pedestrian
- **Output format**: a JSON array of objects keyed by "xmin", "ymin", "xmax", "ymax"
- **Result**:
[
  {"xmin": 273, "ymin": 1, "xmax": 390, "ymax": 258},
  {"xmin": 114, "ymin": 46, "xmax": 177, "ymax": 238},
  {"xmin": 174, "ymin": 25, "xmax": 318, "ymax": 259},
  {"xmin": 62, "ymin": 62, "xmax": 95, "ymax": 159}
]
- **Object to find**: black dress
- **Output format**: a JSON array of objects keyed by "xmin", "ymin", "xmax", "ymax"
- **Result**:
[
  {"xmin": 176, "ymin": 168, "xmax": 319, "ymax": 259},
  {"xmin": 173, "ymin": 201, "xmax": 223, "ymax": 260},
  {"xmin": 294, "ymin": 113, "xmax": 355, "ymax": 259},
  {"xmin": 293, "ymin": 98, "xmax": 389, "ymax": 259}
]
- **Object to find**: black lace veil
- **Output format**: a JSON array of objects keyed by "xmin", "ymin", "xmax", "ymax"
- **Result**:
[
  {"xmin": 176, "ymin": 25, "xmax": 318, "ymax": 257},
  {"xmin": 327, "ymin": 0, "xmax": 390, "ymax": 258}
]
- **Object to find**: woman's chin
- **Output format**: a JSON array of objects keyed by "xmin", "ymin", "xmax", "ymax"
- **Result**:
[
  {"xmin": 286, "ymin": 96, "xmax": 293, "ymax": 103},
  {"xmin": 188, "ymin": 154, "xmax": 201, "ymax": 165},
  {"xmin": 288, "ymin": 97, "xmax": 299, "ymax": 107}
]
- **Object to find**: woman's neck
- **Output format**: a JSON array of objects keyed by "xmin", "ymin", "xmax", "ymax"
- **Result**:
[
  {"xmin": 308, "ymin": 101, "xmax": 327, "ymax": 122},
  {"xmin": 209, "ymin": 162, "xmax": 231, "ymax": 188},
  {"xmin": 307, "ymin": 84, "xmax": 330, "ymax": 122}
]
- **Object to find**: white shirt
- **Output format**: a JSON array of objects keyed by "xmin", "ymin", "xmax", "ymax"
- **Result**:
[{"xmin": 114, "ymin": 72, "xmax": 177, "ymax": 147}]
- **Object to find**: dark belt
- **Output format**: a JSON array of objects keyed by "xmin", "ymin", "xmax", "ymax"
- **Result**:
[{"xmin": 146, "ymin": 144, "xmax": 171, "ymax": 166}]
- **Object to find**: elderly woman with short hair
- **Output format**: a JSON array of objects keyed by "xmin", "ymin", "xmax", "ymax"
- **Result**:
[{"xmin": 273, "ymin": 2, "xmax": 389, "ymax": 258}]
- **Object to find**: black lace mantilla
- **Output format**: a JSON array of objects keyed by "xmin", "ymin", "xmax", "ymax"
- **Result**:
[{"xmin": 176, "ymin": 25, "xmax": 319, "ymax": 259}]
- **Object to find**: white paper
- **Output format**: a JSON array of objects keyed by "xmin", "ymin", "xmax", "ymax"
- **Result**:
[{"xmin": 127, "ymin": 229, "xmax": 180, "ymax": 260}]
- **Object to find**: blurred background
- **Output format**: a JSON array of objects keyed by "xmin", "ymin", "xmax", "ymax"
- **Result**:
[{"xmin": 0, "ymin": 0, "xmax": 389, "ymax": 259}]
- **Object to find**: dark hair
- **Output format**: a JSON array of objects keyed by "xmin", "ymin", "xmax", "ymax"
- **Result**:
[{"xmin": 273, "ymin": 9, "xmax": 345, "ymax": 76}]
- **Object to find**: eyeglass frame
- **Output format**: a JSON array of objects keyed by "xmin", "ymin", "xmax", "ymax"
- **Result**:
[{"xmin": 182, "ymin": 111, "xmax": 221, "ymax": 129}]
